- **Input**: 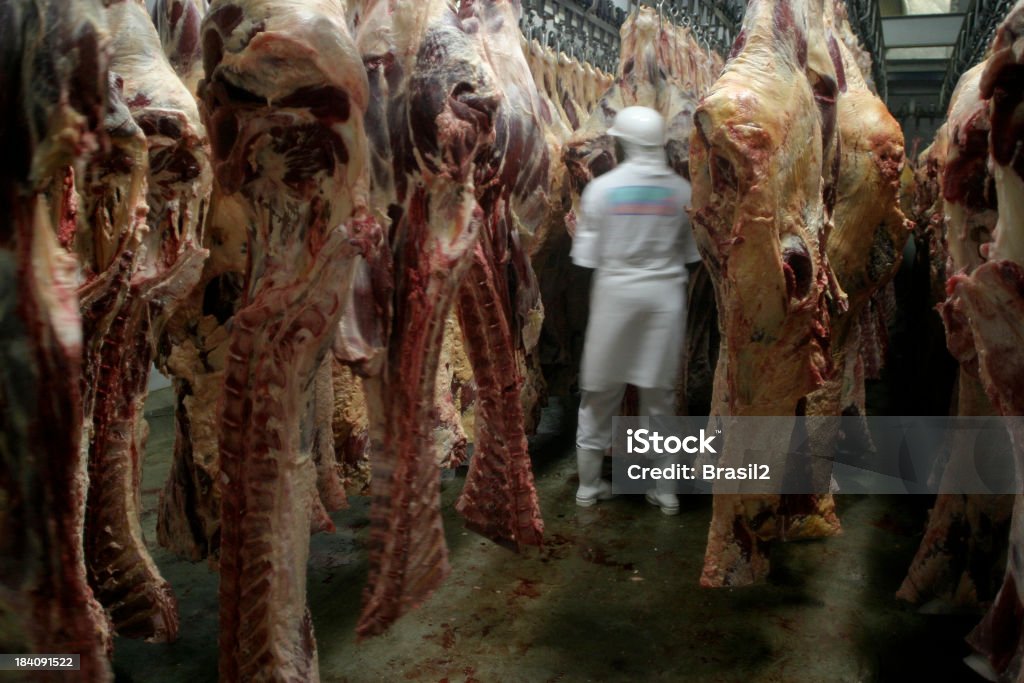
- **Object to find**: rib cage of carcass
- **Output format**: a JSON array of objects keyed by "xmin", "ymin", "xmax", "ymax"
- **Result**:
[
  {"xmin": 352, "ymin": 0, "xmax": 554, "ymax": 638},
  {"xmin": 690, "ymin": 0, "xmax": 908, "ymax": 587}
]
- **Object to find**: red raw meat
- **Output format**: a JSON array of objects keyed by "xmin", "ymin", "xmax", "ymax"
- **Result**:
[
  {"xmin": 201, "ymin": 0, "xmax": 379, "ymax": 678},
  {"xmin": 354, "ymin": 0, "xmax": 548, "ymax": 637},
  {"xmin": 0, "ymin": 0, "xmax": 114, "ymax": 679}
]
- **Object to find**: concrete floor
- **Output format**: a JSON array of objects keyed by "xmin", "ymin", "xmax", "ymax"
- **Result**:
[{"xmin": 112, "ymin": 389, "xmax": 987, "ymax": 682}]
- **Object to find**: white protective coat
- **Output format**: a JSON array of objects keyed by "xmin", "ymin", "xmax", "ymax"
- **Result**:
[{"xmin": 571, "ymin": 148, "xmax": 699, "ymax": 392}]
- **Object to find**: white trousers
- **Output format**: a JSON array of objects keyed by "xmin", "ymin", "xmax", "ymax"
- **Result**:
[{"xmin": 576, "ymin": 385, "xmax": 676, "ymax": 451}]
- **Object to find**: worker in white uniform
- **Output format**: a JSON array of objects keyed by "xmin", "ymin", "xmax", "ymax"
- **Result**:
[{"xmin": 570, "ymin": 106, "xmax": 701, "ymax": 515}]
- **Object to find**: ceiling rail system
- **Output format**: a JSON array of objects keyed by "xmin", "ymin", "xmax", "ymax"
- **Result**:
[
  {"xmin": 518, "ymin": 0, "xmax": 888, "ymax": 105},
  {"xmin": 939, "ymin": 0, "xmax": 1016, "ymax": 109},
  {"xmin": 518, "ymin": 0, "xmax": 742, "ymax": 73},
  {"xmin": 847, "ymin": 0, "xmax": 889, "ymax": 101}
]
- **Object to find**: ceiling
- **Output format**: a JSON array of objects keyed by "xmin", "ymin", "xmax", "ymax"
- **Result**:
[{"xmin": 882, "ymin": 0, "xmax": 962, "ymax": 138}]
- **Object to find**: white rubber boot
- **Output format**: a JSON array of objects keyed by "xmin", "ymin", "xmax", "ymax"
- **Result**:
[
  {"xmin": 576, "ymin": 448, "xmax": 614, "ymax": 507},
  {"xmin": 646, "ymin": 488, "xmax": 680, "ymax": 516},
  {"xmin": 645, "ymin": 456, "xmax": 680, "ymax": 516}
]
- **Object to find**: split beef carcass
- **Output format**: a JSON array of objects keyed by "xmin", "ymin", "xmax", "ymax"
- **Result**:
[
  {"xmin": 524, "ymin": 39, "xmax": 573, "ymax": 140},
  {"xmin": 660, "ymin": 24, "xmax": 720, "ymax": 415},
  {"xmin": 689, "ymin": 0, "xmax": 841, "ymax": 586},
  {"xmin": 829, "ymin": 0, "xmax": 875, "ymax": 94},
  {"xmin": 0, "ymin": 0, "xmax": 114, "ymax": 679},
  {"xmin": 812, "ymin": 0, "xmax": 906, "ymax": 381},
  {"xmin": 200, "ymin": 0, "xmax": 380, "ymax": 678},
  {"xmin": 792, "ymin": 0, "xmax": 909, "ymax": 539},
  {"xmin": 151, "ymin": 0, "xmax": 208, "ymax": 94},
  {"xmin": 657, "ymin": 23, "xmax": 702, "ymax": 179},
  {"xmin": 556, "ymin": 51, "xmax": 586, "ymax": 131},
  {"xmin": 156, "ymin": 0, "xmax": 358, "ymax": 565},
  {"xmin": 451, "ymin": 0, "xmax": 549, "ymax": 542},
  {"xmin": 76, "ymin": 0, "xmax": 213, "ymax": 642},
  {"xmin": 375, "ymin": 0, "xmax": 481, "ymax": 464},
  {"xmin": 151, "ymin": 0, "xmax": 243, "ymax": 563},
  {"xmin": 538, "ymin": 44, "xmax": 575, "ymax": 132},
  {"xmin": 898, "ymin": 60, "xmax": 1013, "ymax": 611},
  {"xmin": 354, "ymin": 0, "xmax": 548, "ymax": 637},
  {"xmin": 946, "ymin": 4, "xmax": 1024, "ymax": 676},
  {"xmin": 941, "ymin": 62, "xmax": 998, "ymax": 279}
]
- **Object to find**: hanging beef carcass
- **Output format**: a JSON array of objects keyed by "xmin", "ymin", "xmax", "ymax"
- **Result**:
[
  {"xmin": 200, "ymin": 0, "xmax": 379, "ymax": 678},
  {"xmin": 75, "ymin": 0, "xmax": 213, "ymax": 642},
  {"xmin": 786, "ymin": 0, "xmax": 909, "ymax": 540},
  {"xmin": 524, "ymin": 39, "xmax": 573, "ymax": 140},
  {"xmin": 556, "ymin": 51, "xmax": 586, "ymax": 131},
  {"xmin": 662, "ymin": 24, "xmax": 720, "ymax": 416},
  {"xmin": 151, "ymin": 0, "xmax": 208, "ymax": 94},
  {"xmin": 689, "ymin": 0, "xmax": 841, "ymax": 586},
  {"xmin": 156, "ymin": 0, "xmax": 359, "ymax": 564},
  {"xmin": 75, "ymin": 38, "xmax": 164, "ymax": 645},
  {"xmin": 941, "ymin": 63, "xmax": 999, "ymax": 279},
  {"xmin": 813, "ymin": 0, "xmax": 906, "ymax": 391},
  {"xmin": 537, "ymin": 43, "xmax": 574, "ymax": 132},
  {"xmin": 0, "ymin": 0, "xmax": 114, "ymax": 679},
  {"xmin": 936, "ymin": 3, "xmax": 1024, "ymax": 676},
  {"xmin": 151, "ymin": 0, "xmax": 241, "ymax": 563},
  {"xmin": 657, "ymin": 24, "xmax": 702, "ymax": 179},
  {"xmin": 354, "ymin": 0, "xmax": 548, "ymax": 638},
  {"xmin": 898, "ymin": 60, "xmax": 1013, "ymax": 611},
  {"xmin": 452, "ymin": 0, "xmax": 548, "ymax": 541}
]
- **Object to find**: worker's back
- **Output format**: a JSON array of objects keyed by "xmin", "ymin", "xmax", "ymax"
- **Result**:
[{"xmin": 575, "ymin": 161, "xmax": 698, "ymax": 279}]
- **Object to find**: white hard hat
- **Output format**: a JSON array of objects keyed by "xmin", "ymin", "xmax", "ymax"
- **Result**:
[{"xmin": 607, "ymin": 106, "xmax": 665, "ymax": 147}]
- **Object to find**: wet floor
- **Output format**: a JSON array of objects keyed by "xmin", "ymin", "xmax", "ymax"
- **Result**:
[{"xmin": 112, "ymin": 389, "xmax": 986, "ymax": 682}]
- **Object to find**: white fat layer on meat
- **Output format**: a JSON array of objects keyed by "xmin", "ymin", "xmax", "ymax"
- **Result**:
[
  {"xmin": 33, "ymin": 201, "xmax": 84, "ymax": 353},
  {"xmin": 945, "ymin": 201, "xmax": 971, "ymax": 272},
  {"xmin": 991, "ymin": 163, "xmax": 1024, "ymax": 266},
  {"xmin": 217, "ymin": 0, "xmax": 367, "ymax": 108}
]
